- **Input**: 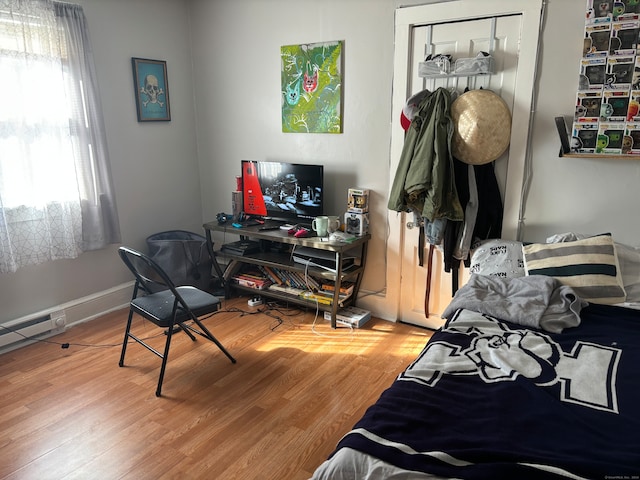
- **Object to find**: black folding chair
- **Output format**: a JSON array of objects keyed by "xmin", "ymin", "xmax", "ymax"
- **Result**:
[{"xmin": 118, "ymin": 246, "xmax": 236, "ymax": 397}]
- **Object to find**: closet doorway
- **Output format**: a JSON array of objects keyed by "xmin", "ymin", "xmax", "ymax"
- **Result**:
[{"xmin": 387, "ymin": 0, "xmax": 543, "ymax": 328}]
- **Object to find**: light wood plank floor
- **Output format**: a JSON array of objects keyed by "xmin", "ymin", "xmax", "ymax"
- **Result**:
[{"xmin": 0, "ymin": 296, "xmax": 432, "ymax": 480}]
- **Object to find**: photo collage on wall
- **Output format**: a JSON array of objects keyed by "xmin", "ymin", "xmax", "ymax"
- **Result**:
[{"xmin": 573, "ymin": 0, "xmax": 640, "ymax": 154}]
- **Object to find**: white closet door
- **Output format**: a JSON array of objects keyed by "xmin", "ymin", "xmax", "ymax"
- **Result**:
[{"xmin": 387, "ymin": 1, "xmax": 543, "ymax": 329}]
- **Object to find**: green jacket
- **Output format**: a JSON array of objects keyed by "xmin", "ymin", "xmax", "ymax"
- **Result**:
[{"xmin": 388, "ymin": 87, "xmax": 463, "ymax": 222}]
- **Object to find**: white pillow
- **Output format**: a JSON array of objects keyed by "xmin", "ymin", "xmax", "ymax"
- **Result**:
[
  {"xmin": 545, "ymin": 232, "xmax": 640, "ymax": 305},
  {"xmin": 469, "ymin": 239, "xmax": 525, "ymax": 278},
  {"xmin": 523, "ymin": 234, "xmax": 626, "ymax": 305},
  {"xmin": 615, "ymin": 242, "xmax": 640, "ymax": 303}
]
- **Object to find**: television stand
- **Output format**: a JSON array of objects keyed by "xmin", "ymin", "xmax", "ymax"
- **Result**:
[{"xmin": 202, "ymin": 221, "xmax": 370, "ymax": 328}]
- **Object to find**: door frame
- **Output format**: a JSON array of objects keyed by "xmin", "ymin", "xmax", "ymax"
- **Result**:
[{"xmin": 383, "ymin": 0, "xmax": 543, "ymax": 325}]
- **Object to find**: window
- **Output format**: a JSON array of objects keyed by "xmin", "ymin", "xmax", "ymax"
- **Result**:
[{"xmin": 0, "ymin": 0, "xmax": 120, "ymax": 273}]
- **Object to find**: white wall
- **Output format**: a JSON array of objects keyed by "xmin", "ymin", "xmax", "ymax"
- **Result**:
[
  {"xmin": 1, "ymin": 0, "xmax": 638, "ymax": 326},
  {"xmin": 525, "ymin": 0, "xmax": 640, "ymax": 245}
]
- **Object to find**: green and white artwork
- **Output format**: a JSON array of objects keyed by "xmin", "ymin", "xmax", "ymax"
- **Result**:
[{"xmin": 281, "ymin": 40, "xmax": 343, "ymax": 134}]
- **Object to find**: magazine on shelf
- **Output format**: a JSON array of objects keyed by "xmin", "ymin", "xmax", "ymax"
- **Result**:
[
  {"xmin": 231, "ymin": 269, "xmax": 271, "ymax": 290},
  {"xmin": 300, "ymin": 291, "xmax": 334, "ymax": 305},
  {"xmin": 232, "ymin": 276, "xmax": 270, "ymax": 290},
  {"xmin": 268, "ymin": 284, "xmax": 305, "ymax": 296}
]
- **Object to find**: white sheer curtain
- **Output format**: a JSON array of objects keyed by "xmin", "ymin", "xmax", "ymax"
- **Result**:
[{"xmin": 0, "ymin": 0, "xmax": 120, "ymax": 273}]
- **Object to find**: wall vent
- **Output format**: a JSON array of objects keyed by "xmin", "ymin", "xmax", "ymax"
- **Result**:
[{"xmin": 0, "ymin": 310, "xmax": 66, "ymax": 354}]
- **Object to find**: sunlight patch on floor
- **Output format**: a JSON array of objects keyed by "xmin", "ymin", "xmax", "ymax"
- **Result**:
[{"xmin": 254, "ymin": 316, "xmax": 432, "ymax": 357}]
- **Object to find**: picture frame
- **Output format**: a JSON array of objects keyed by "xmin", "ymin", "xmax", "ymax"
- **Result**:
[
  {"xmin": 131, "ymin": 57, "xmax": 171, "ymax": 122},
  {"xmin": 280, "ymin": 40, "xmax": 343, "ymax": 133}
]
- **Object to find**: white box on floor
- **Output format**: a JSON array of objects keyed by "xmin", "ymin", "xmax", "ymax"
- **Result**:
[{"xmin": 324, "ymin": 306, "xmax": 371, "ymax": 328}]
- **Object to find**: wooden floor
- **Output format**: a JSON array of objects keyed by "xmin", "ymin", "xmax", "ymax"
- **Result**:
[{"xmin": 0, "ymin": 296, "xmax": 432, "ymax": 480}]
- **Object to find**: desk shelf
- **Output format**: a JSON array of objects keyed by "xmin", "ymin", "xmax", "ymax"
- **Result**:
[
  {"xmin": 223, "ymin": 251, "xmax": 363, "ymax": 281},
  {"xmin": 203, "ymin": 221, "xmax": 370, "ymax": 328},
  {"xmin": 230, "ymin": 283, "xmax": 352, "ymax": 314}
]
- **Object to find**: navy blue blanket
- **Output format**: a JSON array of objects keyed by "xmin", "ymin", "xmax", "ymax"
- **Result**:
[{"xmin": 331, "ymin": 304, "xmax": 640, "ymax": 479}]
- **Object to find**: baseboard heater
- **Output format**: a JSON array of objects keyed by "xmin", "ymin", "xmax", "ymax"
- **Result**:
[{"xmin": 0, "ymin": 310, "xmax": 67, "ymax": 354}]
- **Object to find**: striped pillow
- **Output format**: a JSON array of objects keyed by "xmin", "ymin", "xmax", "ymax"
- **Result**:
[{"xmin": 522, "ymin": 234, "xmax": 626, "ymax": 304}]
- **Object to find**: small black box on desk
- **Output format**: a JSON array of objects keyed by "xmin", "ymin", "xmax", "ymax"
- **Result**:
[{"xmin": 220, "ymin": 240, "xmax": 261, "ymax": 256}]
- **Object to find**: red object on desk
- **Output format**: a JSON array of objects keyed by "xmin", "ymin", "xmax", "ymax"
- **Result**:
[{"xmin": 242, "ymin": 162, "xmax": 267, "ymax": 216}]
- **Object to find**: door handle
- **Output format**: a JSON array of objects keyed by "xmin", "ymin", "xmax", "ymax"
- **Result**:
[{"xmin": 406, "ymin": 220, "xmax": 424, "ymax": 229}]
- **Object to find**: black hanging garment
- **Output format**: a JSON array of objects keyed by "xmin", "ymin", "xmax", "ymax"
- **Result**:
[
  {"xmin": 443, "ymin": 160, "xmax": 503, "ymax": 294},
  {"xmin": 471, "ymin": 162, "xmax": 503, "ymax": 242}
]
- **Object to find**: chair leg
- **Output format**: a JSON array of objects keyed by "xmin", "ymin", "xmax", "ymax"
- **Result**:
[
  {"xmin": 156, "ymin": 324, "xmax": 174, "ymax": 397},
  {"xmin": 119, "ymin": 309, "xmax": 135, "ymax": 367},
  {"xmin": 177, "ymin": 323, "xmax": 197, "ymax": 341},
  {"xmin": 164, "ymin": 324, "xmax": 197, "ymax": 341},
  {"xmin": 187, "ymin": 316, "xmax": 236, "ymax": 364}
]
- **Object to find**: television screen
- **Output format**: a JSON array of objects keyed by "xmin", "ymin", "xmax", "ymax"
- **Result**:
[{"xmin": 241, "ymin": 160, "xmax": 324, "ymax": 223}]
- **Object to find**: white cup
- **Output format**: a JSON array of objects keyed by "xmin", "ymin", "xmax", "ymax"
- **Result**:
[
  {"xmin": 312, "ymin": 216, "xmax": 329, "ymax": 237},
  {"xmin": 327, "ymin": 216, "xmax": 341, "ymax": 234}
]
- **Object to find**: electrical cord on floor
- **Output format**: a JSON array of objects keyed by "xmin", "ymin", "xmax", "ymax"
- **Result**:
[
  {"xmin": 222, "ymin": 302, "xmax": 305, "ymax": 331},
  {"xmin": 0, "ymin": 323, "xmax": 165, "ymax": 350},
  {"xmin": 262, "ymin": 301, "xmax": 307, "ymax": 331},
  {"xmin": 225, "ymin": 304, "xmax": 283, "ymax": 330},
  {"xmin": 296, "ymin": 262, "xmax": 355, "ymax": 337}
]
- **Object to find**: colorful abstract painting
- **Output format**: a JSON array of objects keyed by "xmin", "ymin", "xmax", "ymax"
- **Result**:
[{"xmin": 281, "ymin": 40, "xmax": 343, "ymax": 133}]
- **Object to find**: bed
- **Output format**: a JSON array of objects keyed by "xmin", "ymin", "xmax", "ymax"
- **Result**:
[{"xmin": 311, "ymin": 234, "xmax": 640, "ymax": 480}]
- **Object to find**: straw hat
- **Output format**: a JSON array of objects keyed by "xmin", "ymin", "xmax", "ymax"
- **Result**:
[{"xmin": 450, "ymin": 89, "xmax": 512, "ymax": 165}]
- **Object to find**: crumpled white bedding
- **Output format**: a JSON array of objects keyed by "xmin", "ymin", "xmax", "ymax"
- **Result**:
[
  {"xmin": 441, "ymin": 274, "xmax": 587, "ymax": 333},
  {"xmin": 310, "ymin": 447, "xmax": 455, "ymax": 480}
]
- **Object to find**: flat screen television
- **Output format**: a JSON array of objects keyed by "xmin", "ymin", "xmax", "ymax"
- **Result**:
[{"xmin": 241, "ymin": 160, "xmax": 324, "ymax": 224}]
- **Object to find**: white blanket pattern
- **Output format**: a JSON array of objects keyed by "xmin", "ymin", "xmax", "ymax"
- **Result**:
[{"xmin": 442, "ymin": 274, "xmax": 587, "ymax": 333}]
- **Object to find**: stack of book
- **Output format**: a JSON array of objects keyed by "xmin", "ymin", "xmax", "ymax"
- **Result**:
[
  {"xmin": 258, "ymin": 265, "xmax": 320, "ymax": 291},
  {"xmin": 299, "ymin": 291, "xmax": 335, "ymax": 305},
  {"xmin": 231, "ymin": 270, "xmax": 271, "ymax": 290},
  {"xmin": 299, "ymin": 283, "xmax": 354, "ymax": 306},
  {"xmin": 304, "ymin": 281, "xmax": 354, "ymax": 305},
  {"xmin": 269, "ymin": 284, "xmax": 306, "ymax": 296},
  {"xmin": 319, "ymin": 281, "xmax": 354, "ymax": 296},
  {"xmin": 232, "ymin": 265, "xmax": 356, "ymax": 307}
]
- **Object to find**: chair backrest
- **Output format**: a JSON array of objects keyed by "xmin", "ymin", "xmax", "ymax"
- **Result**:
[
  {"xmin": 118, "ymin": 246, "xmax": 177, "ymax": 294},
  {"xmin": 145, "ymin": 230, "xmax": 213, "ymax": 291}
]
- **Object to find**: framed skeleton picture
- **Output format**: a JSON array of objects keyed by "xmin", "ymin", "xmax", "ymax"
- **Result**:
[{"xmin": 132, "ymin": 57, "xmax": 171, "ymax": 122}]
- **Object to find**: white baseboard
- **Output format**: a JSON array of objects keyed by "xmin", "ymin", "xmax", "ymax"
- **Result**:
[
  {"xmin": 61, "ymin": 281, "xmax": 134, "ymax": 328},
  {"xmin": 0, "ymin": 282, "xmax": 133, "ymax": 354},
  {"xmin": 354, "ymin": 288, "xmax": 396, "ymax": 322}
]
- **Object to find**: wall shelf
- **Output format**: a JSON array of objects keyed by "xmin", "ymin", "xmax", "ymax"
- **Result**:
[{"xmin": 559, "ymin": 149, "xmax": 640, "ymax": 160}]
